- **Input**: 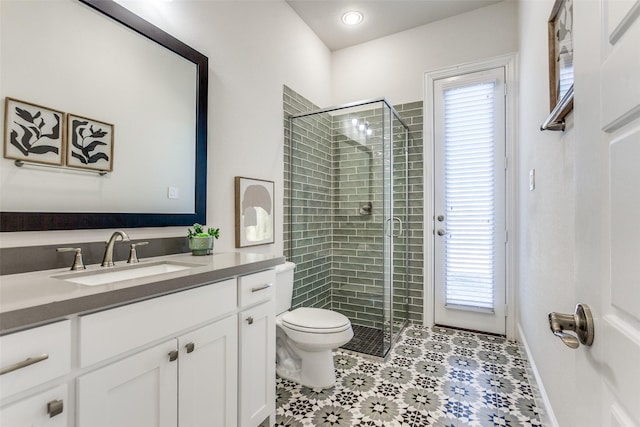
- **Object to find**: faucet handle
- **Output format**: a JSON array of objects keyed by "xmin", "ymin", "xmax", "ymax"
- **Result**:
[
  {"xmin": 127, "ymin": 241, "xmax": 149, "ymax": 264},
  {"xmin": 57, "ymin": 247, "xmax": 86, "ymax": 271}
]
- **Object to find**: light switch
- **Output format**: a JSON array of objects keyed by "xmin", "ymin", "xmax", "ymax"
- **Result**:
[
  {"xmin": 529, "ymin": 169, "xmax": 535, "ymax": 191},
  {"xmin": 168, "ymin": 186, "xmax": 180, "ymax": 199}
]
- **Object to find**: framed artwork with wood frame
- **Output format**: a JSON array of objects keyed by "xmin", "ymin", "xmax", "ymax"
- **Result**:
[
  {"xmin": 66, "ymin": 114, "xmax": 114, "ymax": 172},
  {"xmin": 3, "ymin": 97, "xmax": 65, "ymax": 166},
  {"xmin": 235, "ymin": 176, "xmax": 275, "ymax": 247},
  {"xmin": 548, "ymin": 0, "xmax": 574, "ymax": 120}
]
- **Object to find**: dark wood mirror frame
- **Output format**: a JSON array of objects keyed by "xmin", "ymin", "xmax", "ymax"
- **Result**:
[{"xmin": 1, "ymin": 0, "xmax": 208, "ymax": 232}]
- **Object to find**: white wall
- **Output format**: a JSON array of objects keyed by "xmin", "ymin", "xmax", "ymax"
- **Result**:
[
  {"xmin": 517, "ymin": 1, "xmax": 576, "ymax": 425},
  {"xmin": 330, "ymin": 0, "xmax": 518, "ymax": 105},
  {"xmin": 0, "ymin": 1, "xmax": 332, "ymax": 253}
]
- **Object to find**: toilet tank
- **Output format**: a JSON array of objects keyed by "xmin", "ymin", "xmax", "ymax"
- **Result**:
[{"xmin": 275, "ymin": 261, "xmax": 295, "ymax": 315}]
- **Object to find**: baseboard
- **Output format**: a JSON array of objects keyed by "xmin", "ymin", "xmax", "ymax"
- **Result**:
[{"xmin": 517, "ymin": 323, "xmax": 559, "ymax": 427}]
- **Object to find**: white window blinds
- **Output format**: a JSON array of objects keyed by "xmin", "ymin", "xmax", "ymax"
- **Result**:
[{"xmin": 443, "ymin": 82, "xmax": 496, "ymax": 311}]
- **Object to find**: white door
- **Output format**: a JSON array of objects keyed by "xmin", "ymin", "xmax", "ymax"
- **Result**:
[
  {"xmin": 575, "ymin": 0, "xmax": 640, "ymax": 425},
  {"xmin": 433, "ymin": 67, "xmax": 507, "ymax": 335},
  {"xmin": 77, "ymin": 340, "xmax": 177, "ymax": 427},
  {"xmin": 178, "ymin": 316, "xmax": 238, "ymax": 427}
]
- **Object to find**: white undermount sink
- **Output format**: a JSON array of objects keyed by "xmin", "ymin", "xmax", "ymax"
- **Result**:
[{"xmin": 55, "ymin": 261, "xmax": 199, "ymax": 286}]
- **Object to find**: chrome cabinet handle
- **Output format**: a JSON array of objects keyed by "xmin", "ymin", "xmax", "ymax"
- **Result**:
[
  {"xmin": 168, "ymin": 350, "xmax": 179, "ymax": 362},
  {"xmin": 47, "ymin": 399, "xmax": 64, "ymax": 418},
  {"xmin": 185, "ymin": 342, "xmax": 195, "ymax": 353},
  {"xmin": 251, "ymin": 284, "xmax": 272, "ymax": 293},
  {"xmin": 0, "ymin": 353, "xmax": 49, "ymax": 376}
]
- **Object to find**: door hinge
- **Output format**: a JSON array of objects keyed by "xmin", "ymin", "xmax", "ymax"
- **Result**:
[
  {"xmin": 504, "ymin": 304, "xmax": 509, "ymax": 317},
  {"xmin": 504, "ymin": 156, "xmax": 508, "ymax": 170},
  {"xmin": 504, "ymin": 82, "xmax": 508, "ymax": 96},
  {"xmin": 505, "ymin": 230, "xmax": 509, "ymax": 243}
]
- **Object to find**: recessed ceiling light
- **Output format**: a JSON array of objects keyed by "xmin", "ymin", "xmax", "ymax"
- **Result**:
[{"xmin": 341, "ymin": 11, "xmax": 363, "ymax": 26}]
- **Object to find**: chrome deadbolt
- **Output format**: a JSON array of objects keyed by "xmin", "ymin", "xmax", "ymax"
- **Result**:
[
  {"xmin": 437, "ymin": 215, "xmax": 445, "ymax": 222},
  {"xmin": 437, "ymin": 229, "xmax": 446, "ymax": 236}
]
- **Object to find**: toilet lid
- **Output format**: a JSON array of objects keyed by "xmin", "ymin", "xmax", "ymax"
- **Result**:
[{"xmin": 282, "ymin": 307, "xmax": 351, "ymax": 333}]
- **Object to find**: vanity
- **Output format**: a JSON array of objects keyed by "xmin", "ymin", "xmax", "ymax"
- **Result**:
[
  {"xmin": 0, "ymin": 252, "xmax": 283, "ymax": 427},
  {"xmin": 1, "ymin": 1, "xmax": 280, "ymax": 424}
]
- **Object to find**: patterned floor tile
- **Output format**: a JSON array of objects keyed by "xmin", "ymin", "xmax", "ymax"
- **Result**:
[{"xmin": 276, "ymin": 324, "xmax": 544, "ymax": 427}]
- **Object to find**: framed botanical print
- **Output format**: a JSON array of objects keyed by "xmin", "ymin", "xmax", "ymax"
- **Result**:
[
  {"xmin": 235, "ymin": 176, "xmax": 275, "ymax": 247},
  {"xmin": 548, "ymin": 0, "xmax": 574, "ymax": 120},
  {"xmin": 3, "ymin": 97, "xmax": 65, "ymax": 166},
  {"xmin": 66, "ymin": 113, "xmax": 114, "ymax": 172}
]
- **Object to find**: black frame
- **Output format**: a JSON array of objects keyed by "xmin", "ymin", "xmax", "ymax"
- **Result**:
[{"xmin": 1, "ymin": 0, "xmax": 208, "ymax": 231}]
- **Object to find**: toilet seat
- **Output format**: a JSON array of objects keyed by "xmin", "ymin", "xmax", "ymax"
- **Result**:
[{"xmin": 281, "ymin": 307, "xmax": 351, "ymax": 334}]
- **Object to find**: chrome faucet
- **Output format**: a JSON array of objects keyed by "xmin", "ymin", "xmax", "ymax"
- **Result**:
[{"xmin": 101, "ymin": 230, "xmax": 130, "ymax": 267}]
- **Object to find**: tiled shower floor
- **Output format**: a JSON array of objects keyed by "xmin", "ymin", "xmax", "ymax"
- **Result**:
[
  {"xmin": 276, "ymin": 324, "xmax": 544, "ymax": 426},
  {"xmin": 340, "ymin": 324, "xmax": 385, "ymax": 357}
]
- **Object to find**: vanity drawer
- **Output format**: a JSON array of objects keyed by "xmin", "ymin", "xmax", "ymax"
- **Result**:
[
  {"xmin": 238, "ymin": 269, "xmax": 275, "ymax": 308},
  {"xmin": 0, "ymin": 320, "xmax": 71, "ymax": 398},
  {"xmin": 0, "ymin": 384, "xmax": 68, "ymax": 426},
  {"xmin": 79, "ymin": 279, "xmax": 236, "ymax": 367}
]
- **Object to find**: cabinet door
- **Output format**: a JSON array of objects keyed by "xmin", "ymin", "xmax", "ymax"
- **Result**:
[
  {"xmin": 0, "ymin": 384, "xmax": 67, "ymax": 427},
  {"xmin": 77, "ymin": 340, "xmax": 177, "ymax": 427},
  {"xmin": 239, "ymin": 300, "xmax": 275, "ymax": 427},
  {"xmin": 178, "ymin": 316, "xmax": 237, "ymax": 427}
]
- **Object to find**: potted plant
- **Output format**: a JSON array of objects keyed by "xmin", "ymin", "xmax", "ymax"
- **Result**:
[{"xmin": 187, "ymin": 223, "xmax": 220, "ymax": 256}]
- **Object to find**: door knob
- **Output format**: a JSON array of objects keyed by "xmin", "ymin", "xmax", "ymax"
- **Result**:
[
  {"xmin": 548, "ymin": 303, "xmax": 594, "ymax": 349},
  {"xmin": 437, "ymin": 215, "xmax": 445, "ymax": 222}
]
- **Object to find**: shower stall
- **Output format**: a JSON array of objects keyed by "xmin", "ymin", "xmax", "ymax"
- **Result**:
[{"xmin": 286, "ymin": 98, "xmax": 410, "ymax": 358}]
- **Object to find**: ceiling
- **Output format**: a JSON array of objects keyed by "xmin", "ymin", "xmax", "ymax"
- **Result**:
[{"xmin": 286, "ymin": 0, "xmax": 503, "ymax": 51}]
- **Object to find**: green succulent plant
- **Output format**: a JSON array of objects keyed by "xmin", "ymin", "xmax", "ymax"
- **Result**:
[{"xmin": 187, "ymin": 223, "xmax": 220, "ymax": 239}]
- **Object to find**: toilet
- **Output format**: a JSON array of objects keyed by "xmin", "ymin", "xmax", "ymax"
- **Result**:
[{"xmin": 275, "ymin": 262, "xmax": 353, "ymax": 389}]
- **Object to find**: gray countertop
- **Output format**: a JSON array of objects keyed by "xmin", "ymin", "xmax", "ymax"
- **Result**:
[{"xmin": 0, "ymin": 251, "xmax": 285, "ymax": 334}]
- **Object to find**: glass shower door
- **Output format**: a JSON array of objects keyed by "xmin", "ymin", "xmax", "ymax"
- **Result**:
[
  {"xmin": 392, "ymin": 114, "xmax": 409, "ymax": 342},
  {"xmin": 383, "ymin": 105, "xmax": 409, "ymax": 355}
]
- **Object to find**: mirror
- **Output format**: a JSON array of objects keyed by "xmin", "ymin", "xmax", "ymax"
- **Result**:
[{"xmin": 0, "ymin": 0, "xmax": 207, "ymax": 231}]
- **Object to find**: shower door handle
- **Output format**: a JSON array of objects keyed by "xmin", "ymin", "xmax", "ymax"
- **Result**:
[
  {"xmin": 392, "ymin": 217, "xmax": 403, "ymax": 237},
  {"xmin": 386, "ymin": 217, "xmax": 403, "ymax": 237}
]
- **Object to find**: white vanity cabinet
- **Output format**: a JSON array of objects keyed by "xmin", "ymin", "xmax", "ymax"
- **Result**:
[
  {"xmin": 77, "ymin": 279, "xmax": 238, "ymax": 427},
  {"xmin": 77, "ymin": 316, "xmax": 238, "ymax": 427},
  {"xmin": 238, "ymin": 270, "xmax": 276, "ymax": 427},
  {"xmin": 0, "ymin": 263, "xmax": 280, "ymax": 427}
]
